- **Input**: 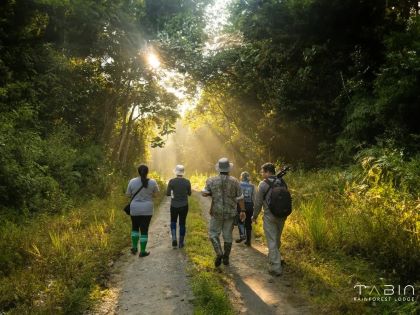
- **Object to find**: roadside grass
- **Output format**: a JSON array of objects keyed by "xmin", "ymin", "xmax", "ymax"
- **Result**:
[
  {"xmin": 253, "ymin": 169, "xmax": 419, "ymax": 314},
  {"xmin": 190, "ymin": 172, "xmax": 216, "ymax": 191},
  {"xmin": 184, "ymin": 196, "xmax": 234, "ymax": 315},
  {"xmin": 0, "ymin": 174, "xmax": 166, "ymax": 314}
]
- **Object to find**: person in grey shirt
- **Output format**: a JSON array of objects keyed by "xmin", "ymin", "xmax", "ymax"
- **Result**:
[
  {"xmin": 126, "ymin": 164, "xmax": 159, "ymax": 257},
  {"xmin": 166, "ymin": 165, "xmax": 191, "ymax": 248},
  {"xmin": 252, "ymin": 162, "xmax": 287, "ymax": 276}
]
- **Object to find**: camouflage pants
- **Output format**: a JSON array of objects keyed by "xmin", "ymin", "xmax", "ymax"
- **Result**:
[{"xmin": 209, "ymin": 216, "xmax": 234, "ymax": 256}]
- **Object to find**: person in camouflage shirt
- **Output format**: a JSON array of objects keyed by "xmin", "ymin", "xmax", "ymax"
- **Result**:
[{"xmin": 202, "ymin": 158, "xmax": 246, "ymax": 267}]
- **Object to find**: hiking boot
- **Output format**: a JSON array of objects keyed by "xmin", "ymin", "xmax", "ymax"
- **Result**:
[
  {"xmin": 179, "ymin": 236, "xmax": 185, "ymax": 248},
  {"xmin": 223, "ymin": 242, "xmax": 232, "ymax": 266},
  {"xmin": 268, "ymin": 270, "xmax": 282, "ymax": 277},
  {"xmin": 210, "ymin": 237, "xmax": 223, "ymax": 256},
  {"xmin": 139, "ymin": 251, "xmax": 150, "ymax": 258},
  {"xmin": 245, "ymin": 229, "xmax": 252, "ymax": 246},
  {"xmin": 130, "ymin": 248, "xmax": 138, "ymax": 255},
  {"xmin": 235, "ymin": 237, "xmax": 245, "ymax": 243},
  {"xmin": 172, "ymin": 240, "xmax": 178, "ymax": 248},
  {"xmin": 215, "ymin": 255, "xmax": 223, "ymax": 267},
  {"xmin": 223, "ymin": 255, "xmax": 230, "ymax": 265}
]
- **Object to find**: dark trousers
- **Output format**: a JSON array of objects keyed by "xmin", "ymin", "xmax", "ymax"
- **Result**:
[
  {"xmin": 170, "ymin": 205, "xmax": 188, "ymax": 240},
  {"xmin": 131, "ymin": 215, "xmax": 152, "ymax": 235},
  {"xmin": 244, "ymin": 209, "xmax": 253, "ymax": 230},
  {"xmin": 238, "ymin": 202, "xmax": 253, "ymax": 229},
  {"xmin": 170, "ymin": 205, "xmax": 188, "ymax": 226},
  {"xmin": 236, "ymin": 202, "xmax": 253, "ymax": 240}
]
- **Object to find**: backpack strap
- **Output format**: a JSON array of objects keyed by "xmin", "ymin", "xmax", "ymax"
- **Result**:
[
  {"xmin": 263, "ymin": 179, "xmax": 274, "ymax": 201},
  {"xmin": 130, "ymin": 184, "xmax": 144, "ymax": 202}
]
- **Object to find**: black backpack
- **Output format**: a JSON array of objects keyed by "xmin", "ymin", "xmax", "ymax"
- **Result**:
[{"xmin": 263, "ymin": 178, "xmax": 292, "ymax": 218}]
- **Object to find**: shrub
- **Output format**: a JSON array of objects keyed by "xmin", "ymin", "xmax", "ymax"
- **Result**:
[{"xmin": 272, "ymin": 147, "xmax": 419, "ymax": 280}]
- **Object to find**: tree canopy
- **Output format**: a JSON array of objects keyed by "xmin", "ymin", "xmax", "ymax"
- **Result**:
[
  {"xmin": 0, "ymin": 0, "xmax": 207, "ymax": 213},
  {"xmin": 188, "ymin": 0, "xmax": 420, "ymax": 168},
  {"xmin": 1, "ymin": 0, "xmax": 419, "ymax": 213}
]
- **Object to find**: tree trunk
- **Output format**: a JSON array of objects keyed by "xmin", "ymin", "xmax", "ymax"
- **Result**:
[
  {"xmin": 111, "ymin": 101, "xmax": 129, "ymax": 163},
  {"xmin": 121, "ymin": 131, "xmax": 133, "ymax": 167},
  {"xmin": 100, "ymin": 93, "xmax": 118, "ymax": 145},
  {"xmin": 117, "ymin": 105, "xmax": 136, "ymax": 164}
]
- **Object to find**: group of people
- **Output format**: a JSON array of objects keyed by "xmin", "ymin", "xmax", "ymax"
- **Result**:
[{"xmin": 126, "ymin": 157, "xmax": 287, "ymax": 276}]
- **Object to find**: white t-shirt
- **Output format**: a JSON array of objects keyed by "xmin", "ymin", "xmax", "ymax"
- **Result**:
[{"xmin": 126, "ymin": 177, "xmax": 159, "ymax": 216}]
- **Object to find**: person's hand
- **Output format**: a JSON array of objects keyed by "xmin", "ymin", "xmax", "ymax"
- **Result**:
[
  {"xmin": 251, "ymin": 216, "xmax": 257, "ymax": 223},
  {"xmin": 239, "ymin": 211, "xmax": 246, "ymax": 222}
]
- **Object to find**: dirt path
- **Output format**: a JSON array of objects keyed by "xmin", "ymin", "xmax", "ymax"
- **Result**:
[
  {"xmin": 94, "ymin": 196, "xmax": 194, "ymax": 315},
  {"xmin": 196, "ymin": 192, "xmax": 313, "ymax": 315},
  {"xmin": 94, "ymin": 193, "xmax": 312, "ymax": 315}
]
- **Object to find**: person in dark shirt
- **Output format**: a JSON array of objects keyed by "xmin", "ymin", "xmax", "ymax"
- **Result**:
[
  {"xmin": 236, "ymin": 171, "xmax": 256, "ymax": 246},
  {"xmin": 166, "ymin": 165, "xmax": 192, "ymax": 248}
]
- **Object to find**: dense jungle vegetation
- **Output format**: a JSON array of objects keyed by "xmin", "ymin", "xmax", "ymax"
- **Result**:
[{"xmin": 0, "ymin": 0, "xmax": 419, "ymax": 314}]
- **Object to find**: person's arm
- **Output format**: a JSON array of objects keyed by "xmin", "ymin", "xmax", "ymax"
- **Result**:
[
  {"xmin": 252, "ymin": 184, "xmax": 257, "ymax": 205},
  {"xmin": 252, "ymin": 181, "xmax": 266, "ymax": 222},
  {"xmin": 202, "ymin": 179, "xmax": 211, "ymax": 197},
  {"xmin": 187, "ymin": 180, "xmax": 192, "ymax": 196},
  {"xmin": 166, "ymin": 179, "xmax": 172, "ymax": 197},
  {"xmin": 236, "ymin": 181, "xmax": 246, "ymax": 221}
]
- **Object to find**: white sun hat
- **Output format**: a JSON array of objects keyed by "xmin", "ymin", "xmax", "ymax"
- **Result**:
[{"xmin": 174, "ymin": 165, "xmax": 185, "ymax": 176}]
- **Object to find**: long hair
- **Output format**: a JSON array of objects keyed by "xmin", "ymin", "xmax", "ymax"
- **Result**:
[{"xmin": 137, "ymin": 164, "xmax": 149, "ymax": 188}]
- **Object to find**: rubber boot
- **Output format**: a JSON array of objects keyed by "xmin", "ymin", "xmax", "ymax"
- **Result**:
[
  {"xmin": 139, "ymin": 234, "xmax": 150, "ymax": 257},
  {"xmin": 223, "ymin": 242, "xmax": 232, "ymax": 265},
  {"xmin": 170, "ymin": 222, "xmax": 177, "ymax": 248},
  {"xmin": 179, "ymin": 235, "xmax": 185, "ymax": 248},
  {"xmin": 131, "ymin": 231, "xmax": 139, "ymax": 254},
  {"xmin": 179, "ymin": 225, "xmax": 186, "ymax": 248},
  {"xmin": 210, "ymin": 237, "xmax": 223, "ymax": 267},
  {"xmin": 245, "ymin": 229, "xmax": 252, "ymax": 246}
]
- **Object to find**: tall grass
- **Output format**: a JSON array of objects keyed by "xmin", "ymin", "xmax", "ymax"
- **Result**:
[
  {"xmin": 190, "ymin": 172, "xmax": 215, "ymax": 191},
  {"xmin": 299, "ymin": 198, "xmax": 330, "ymax": 250},
  {"xmin": 0, "ymin": 174, "xmax": 167, "ymax": 314},
  {"xmin": 281, "ymin": 153, "xmax": 419, "ymax": 281},
  {"xmin": 251, "ymin": 149, "xmax": 419, "ymax": 314}
]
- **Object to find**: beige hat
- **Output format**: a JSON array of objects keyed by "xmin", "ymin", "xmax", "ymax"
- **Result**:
[
  {"xmin": 174, "ymin": 165, "xmax": 185, "ymax": 176},
  {"xmin": 215, "ymin": 157, "xmax": 233, "ymax": 172}
]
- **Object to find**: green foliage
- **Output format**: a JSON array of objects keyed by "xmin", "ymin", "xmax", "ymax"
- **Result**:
[
  {"xmin": 299, "ymin": 198, "xmax": 330, "ymax": 250},
  {"xmin": 344, "ymin": 147, "xmax": 420, "ymax": 280},
  {"xmin": 190, "ymin": 0, "xmax": 420, "ymax": 166},
  {"xmin": 0, "ymin": 177, "xmax": 167, "ymax": 314},
  {"xmin": 0, "ymin": 121, "xmax": 112, "ymax": 214},
  {"xmin": 341, "ymin": 15, "xmax": 420, "ymax": 158},
  {"xmin": 0, "ymin": 190, "xmax": 128, "ymax": 314},
  {"xmin": 184, "ymin": 197, "xmax": 234, "ymax": 315},
  {"xmin": 191, "ymin": 271, "xmax": 234, "ymax": 315},
  {"xmin": 250, "ymin": 158, "xmax": 419, "ymax": 313},
  {"xmin": 279, "ymin": 148, "xmax": 420, "ymax": 282},
  {"xmin": 0, "ymin": 0, "xmax": 208, "ymax": 213}
]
